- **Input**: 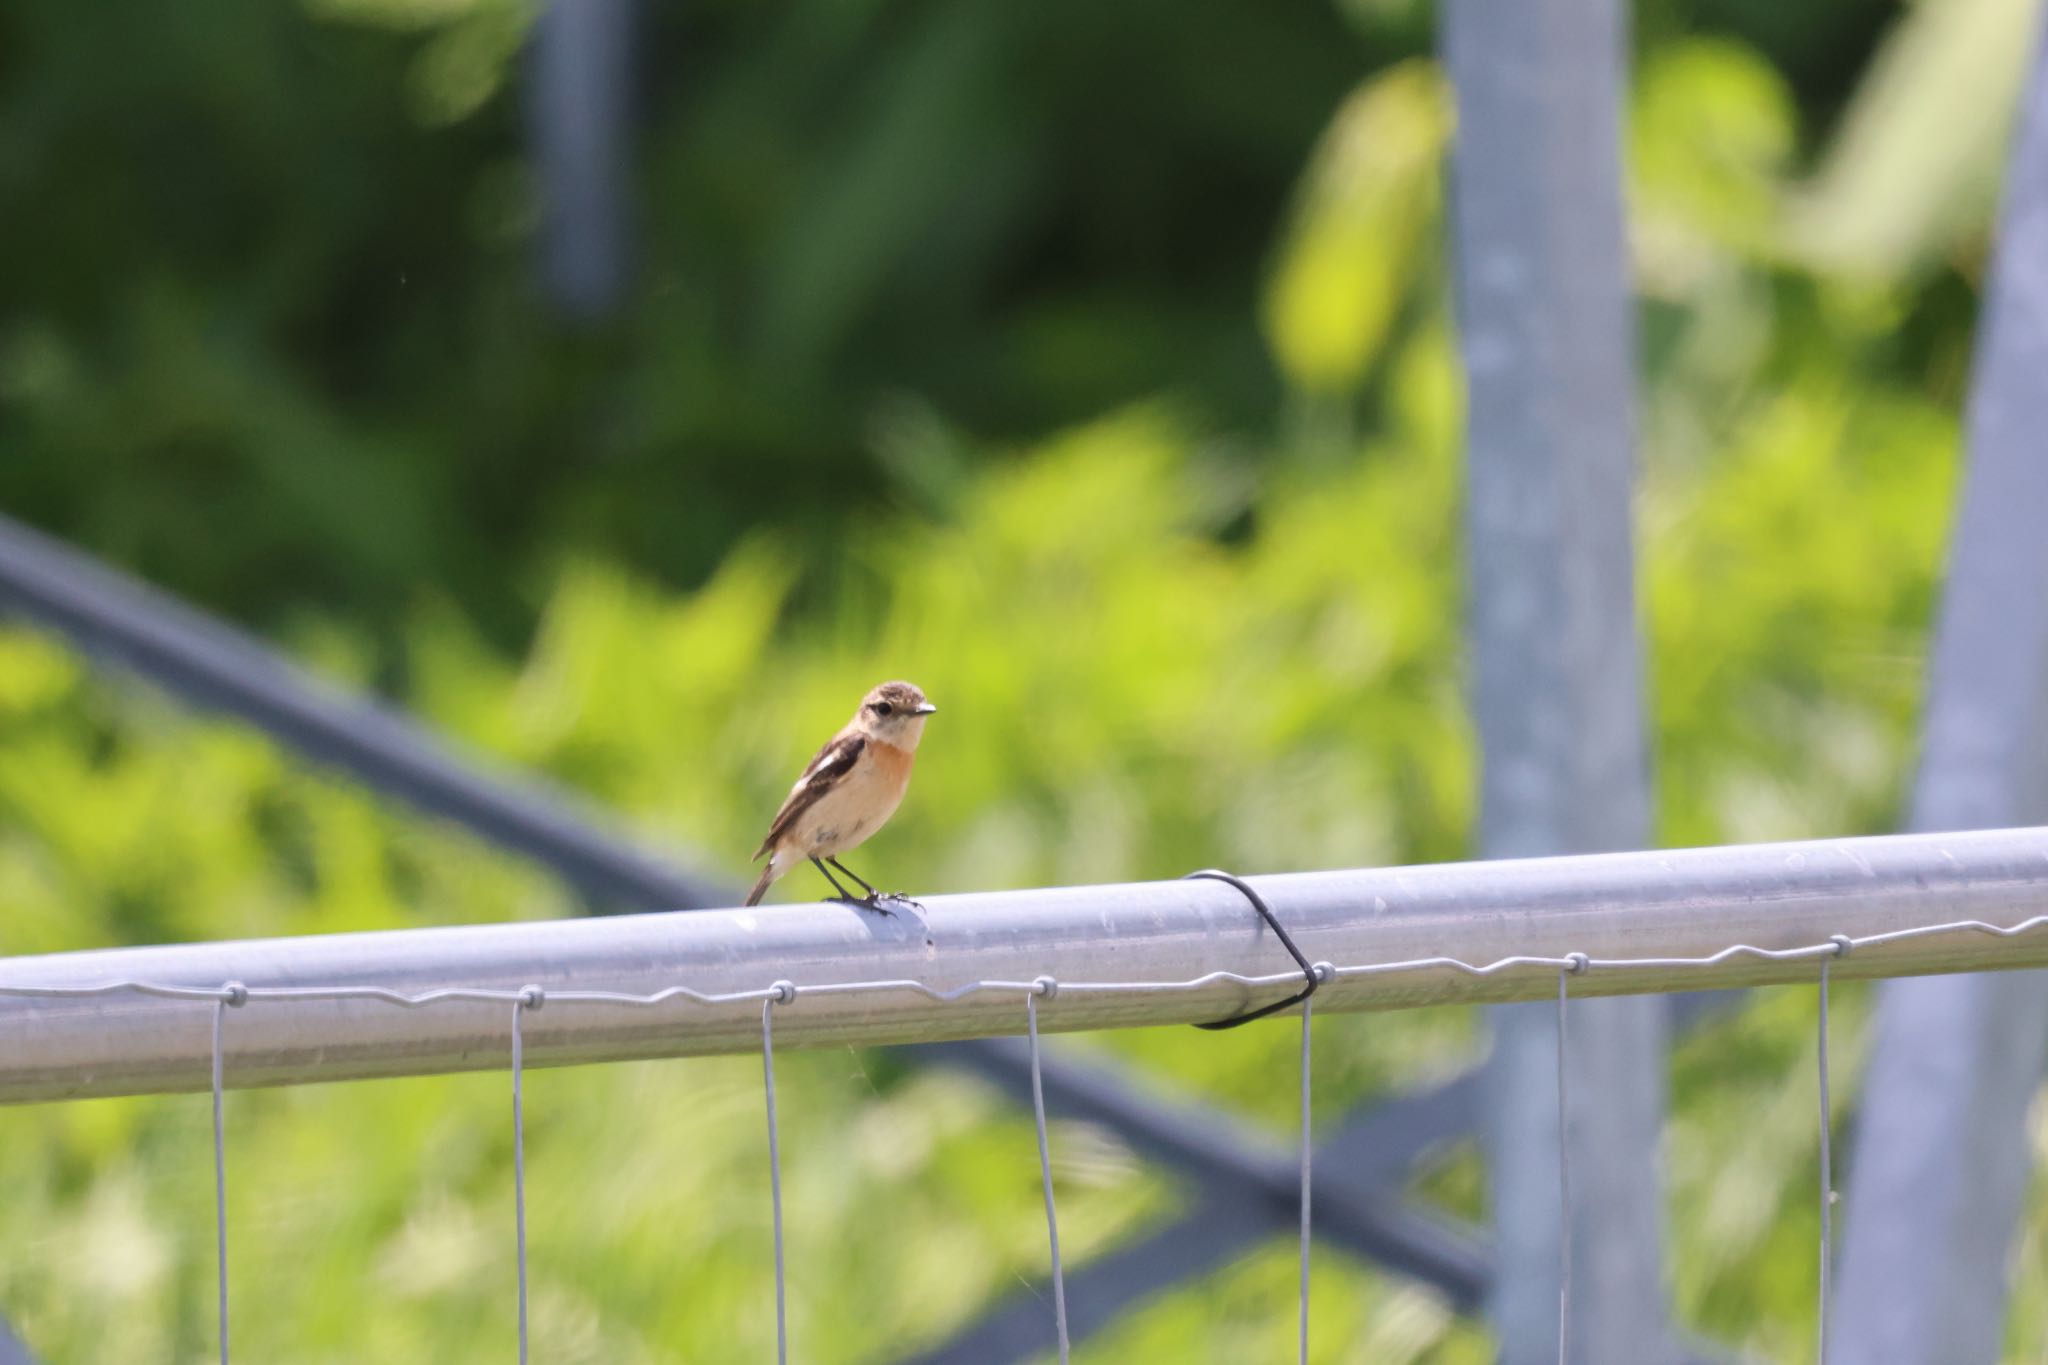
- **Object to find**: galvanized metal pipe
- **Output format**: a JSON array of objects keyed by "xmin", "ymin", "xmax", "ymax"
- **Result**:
[
  {"xmin": 4, "ymin": 825, "xmax": 2048, "ymax": 1104},
  {"xmin": 1444, "ymin": 0, "xmax": 1667, "ymax": 1351},
  {"xmin": 1829, "ymin": 14, "xmax": 2048, "ymax": 1361}
]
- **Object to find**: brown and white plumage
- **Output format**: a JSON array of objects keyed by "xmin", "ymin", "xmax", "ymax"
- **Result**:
[{"xmin": 744, "ymin": 681, "xmax": 936, "ymax": 906}]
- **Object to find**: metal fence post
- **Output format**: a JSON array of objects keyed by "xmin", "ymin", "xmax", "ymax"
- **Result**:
[
  {"xmin": 529, "ymin": 0, "xmax": 634, "ymax": 318},
  {"xmin": 1444, "ymin": 0, "xmax": 1675, "ymax": 1359},
  {"xmin": 1829, "ymin": 13, "xmax": 2048, "ymax": 1362}
]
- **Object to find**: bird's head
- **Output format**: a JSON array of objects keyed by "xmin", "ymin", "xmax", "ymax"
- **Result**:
[{"xmin": 854, "ymin": 680, "xmax": 937, "ymax": 747}]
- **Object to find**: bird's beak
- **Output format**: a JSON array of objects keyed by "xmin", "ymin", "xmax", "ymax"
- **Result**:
[{"xmin": 914, "ymin": 702, "xmax": 938, "ymax": 715}]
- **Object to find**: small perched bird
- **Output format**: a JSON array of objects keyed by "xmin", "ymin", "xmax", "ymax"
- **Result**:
[{"xmin": 744, "ymin": 680, "xmax": 937, "ymax": 908}]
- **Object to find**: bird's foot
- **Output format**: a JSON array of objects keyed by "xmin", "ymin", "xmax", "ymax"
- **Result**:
[{"xmin": 866, "ymin": 890, "xmax": 923, "ymax": 913}]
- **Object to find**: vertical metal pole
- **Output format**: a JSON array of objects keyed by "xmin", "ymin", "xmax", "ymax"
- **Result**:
[
  {"xmin": 528, "ymin": 0, "xmax": 634, "ymax": 319},
  {"xmin": 1829, "ymin": 15, "xmax": 2048, "ymax": 1362},
  {"xmin": 1444, "ymin": 0, "xmax": 1673, "ymax": 1360}
]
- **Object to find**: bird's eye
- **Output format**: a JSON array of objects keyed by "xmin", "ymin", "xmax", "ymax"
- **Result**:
[{"xmin": 872, "ymin": 701, "xmax": 894, "ymax": 717}]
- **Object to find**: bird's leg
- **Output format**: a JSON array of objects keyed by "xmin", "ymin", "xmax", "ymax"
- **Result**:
[
  {"xmin": 828, "ymin": 857, "xmax": 899, "ymax": 915},
  {"xmin": 809, "ymin": 857, "xmax": 859, "ymax": 903},
  {"xmin": 831, "ymin": 858, "xmax": 921, "ymax": 913},
  {"xmin": 827, "ymin": 857, "xmax": 880, "ymax": 897}
]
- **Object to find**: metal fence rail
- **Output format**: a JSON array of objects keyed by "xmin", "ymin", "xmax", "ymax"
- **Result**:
[{"xmin": 3, "ymin": 824, "xmax": 2047, "ymax": 1103}]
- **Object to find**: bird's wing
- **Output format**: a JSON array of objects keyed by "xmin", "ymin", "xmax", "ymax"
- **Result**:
[{"xmin": 752, "ymin": 732, "xmax": 866, "ymax": 860}]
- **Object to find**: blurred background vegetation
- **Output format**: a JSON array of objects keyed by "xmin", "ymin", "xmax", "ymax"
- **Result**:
[{"xmin": 3, "ymin": 0, "xmax": 2047, "ymax": 1359}]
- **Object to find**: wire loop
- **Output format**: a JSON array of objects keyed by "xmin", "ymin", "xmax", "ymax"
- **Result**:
[{"xmin": 1185, "ymin": 870, "xmax": 1323, "ymax": 1029}]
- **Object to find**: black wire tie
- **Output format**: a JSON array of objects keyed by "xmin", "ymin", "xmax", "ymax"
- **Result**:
[{"xmin": 1185, "ymin": 869, "xmax": 1324, "ymax": 1030}]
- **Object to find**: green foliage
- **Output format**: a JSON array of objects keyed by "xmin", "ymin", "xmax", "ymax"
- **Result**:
[
  {"xmin": 0, "ymin": 0, "xmax": 1974, "ymax": 649},
  {"xmin": 0, "ymin": 313, "xmax": 1979, "ymax": 1359},
  {"xmin": 0, "ymin": 0, "xmax": 2036, "ymax": 1359},
  {"xmin": 0, "ymin": 0, "xmax": 1370, "ymax": 646}
]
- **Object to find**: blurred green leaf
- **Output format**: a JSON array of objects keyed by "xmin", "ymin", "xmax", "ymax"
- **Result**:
[{"xmin": 0, "ymin": 1, "xmax": 2032, "ymax": 1358}]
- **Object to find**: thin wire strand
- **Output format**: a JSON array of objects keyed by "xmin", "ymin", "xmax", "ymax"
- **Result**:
[
  {"xmin": 1298, "ymin": 993, "xmax": 1314, "ymax": 1365},
  {"xmin": 763, "ymin": 997, "xmax": 788, "ymax": 1365},
  {"xmin": 1818, "ymin": 951, "xmax": 1834, "ymax": 1365},
  {"xmin": 7, "ymin": 910, "xmax": 2048, "ymax": 1029},
  {"xmin": 1556, "ymin": 965, "xmax": 1572, "ymax": 1365},
  {"xmin": 1026, "ymin": 992, "xmax": 1069, "ymax": 1363},
  {"xmin": 511, "ymin": 999, "xmax": 530, "ymax": 1365},
  {"xmin": 210, "ymin": 997, "xmax": 229, "ymax": 1365}
]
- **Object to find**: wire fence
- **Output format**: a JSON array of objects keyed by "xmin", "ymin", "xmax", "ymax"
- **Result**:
[{"xmin": 11, "ymin": 903, "xmax": 2046, "ymax": 1362}]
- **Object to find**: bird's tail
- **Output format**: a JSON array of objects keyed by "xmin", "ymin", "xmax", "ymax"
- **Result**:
[{"xmin": 744, "ymin": 860, "xmax": 779, "ymax": 907}]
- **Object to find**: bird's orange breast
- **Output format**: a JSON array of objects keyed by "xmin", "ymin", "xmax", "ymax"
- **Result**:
[
  {"xmin": 781, "ymin": 737, "xmax": 917, "ymax": 859},
  {"xmin": 868, "ymin": 739, "xmax": 915, "ymax": 789}
]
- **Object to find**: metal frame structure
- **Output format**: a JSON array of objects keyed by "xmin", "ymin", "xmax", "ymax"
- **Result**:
[
  {"xmin": 1835, "ymin": 7, "xmax": 2048, "ymax": 1358},
  {"xmin": 4, "ymin": 826, "xmax": 2048, "ymax": 1102},
  {"xmin": 0, "ymin": 0, "xmax": 2043, "ymax": 1358},
  {"xmin": 1828, "ymin": 12, "xmax": 2048, "ymax": 1362}
]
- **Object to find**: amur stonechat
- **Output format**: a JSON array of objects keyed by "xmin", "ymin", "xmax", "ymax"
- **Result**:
[{"xmin": 744, "ymin": 680, "xmax": 937, "ymax": 908}]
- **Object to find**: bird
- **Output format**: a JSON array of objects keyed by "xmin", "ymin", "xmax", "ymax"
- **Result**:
[{"xmin": 744, "ymin": 680, "xmax": 937, "ymax": 908}]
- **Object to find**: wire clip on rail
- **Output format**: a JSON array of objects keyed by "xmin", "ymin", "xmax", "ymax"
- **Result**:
[{"xmin": 1185, "ymin": 869, "xmax": 1329, "ymax": 1030}]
